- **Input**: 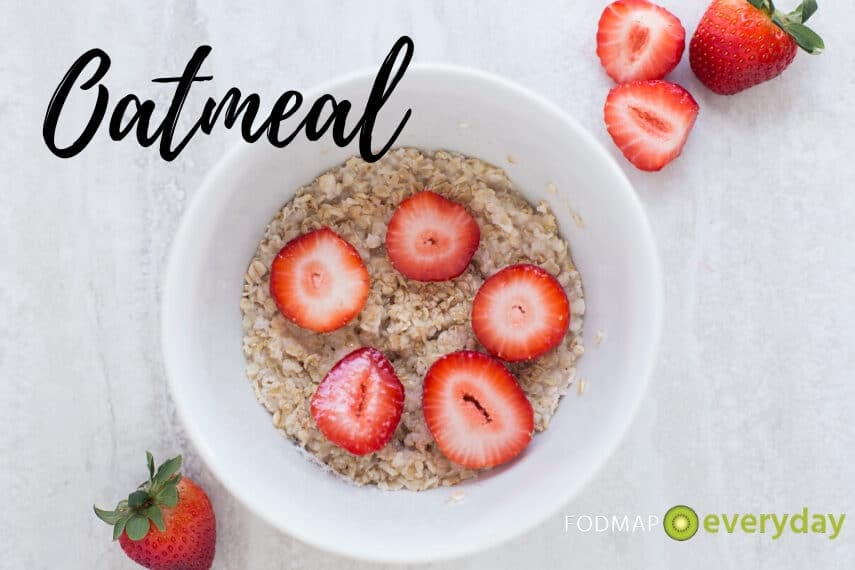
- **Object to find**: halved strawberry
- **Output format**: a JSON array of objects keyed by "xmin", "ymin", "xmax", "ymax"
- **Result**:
[
  {"xmin": 471, "ymin": 264, "xmax": 570, "ymax": 362},
  {"xmin": 422, "ymin": 350, "xmax": 534, "ymax": 469},
  {"xmin": 311, "ymin": 347, "xmax": 404, "ymax": 455},
  {"xmin": 597, "ymin": 0, "xmax": 686, "ymax": 83},
  {"xmin": 269, "ymin": 227, "xmax": 370, "ymax": 333},
  {"xmin": 604, "ymin": 79, "xmax": 699, "ymax": 172},
  {"xmin": 385, "ymin": 190, "xmax": 480, "ymax": 282}
]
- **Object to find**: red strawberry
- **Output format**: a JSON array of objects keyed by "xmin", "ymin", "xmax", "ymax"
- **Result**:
[
  {"xmin": 269, "ymin": 227, "xmax": 370, "ymax": 333},
  {"xmin": 311, "ymin": 347, "xmax": 405, "ymax": 455},
  {"xmin": 422, "ymin": 350, "xmax": 534, "ymax": 469},
  {"xmin": 95, "ymin": 453, "xmax": 216, "ymax": 570},
  {"xmin": 385, "ymin": 190, "xmax": 480, "ymax": 282},
  {"xmin": 603, "ymin": 79, "xmax": 699, "ymax": 172},
  {"xmin": 597, "ymin": 0, "xmax": 686, "ymax": 83},
  {"xmin": 690, "ymin": 0, "xmax": 824, "ymax": 95},
  {"xmin": 471, "ymin": 264, "xmax": 570, "ymax": 362}
]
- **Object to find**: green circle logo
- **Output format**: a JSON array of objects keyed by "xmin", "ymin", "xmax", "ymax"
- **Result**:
[{"xmin": 663, "ymin": 505, "xmax": 699, "ymax": 541}]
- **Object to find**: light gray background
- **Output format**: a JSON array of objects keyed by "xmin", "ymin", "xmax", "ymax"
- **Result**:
[{"xmin": 1, "ymin": 1, "xmax": 853, "ymax": 568}]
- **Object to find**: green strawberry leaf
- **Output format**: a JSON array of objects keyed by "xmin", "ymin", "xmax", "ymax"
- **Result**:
[
  {"xmin": 158, "ymin": 484, "xmax": 179, "ymax": 508},
  {"xmin": 747, "ymin": 0, "xmax": 767, "ymax": 10},
  {"xmin": 146, "ymin": 451, "xmax": 155, "ymax": 481},
  {"xmin": 154, "ymin": 455, "xmax": 182, "ymax": 487},
  {"xmin": 113, "ymin": 515, "xmax": 129, "ymax": 541},
  {"xmin": 94, "ymin": 452, "xmax": 185, "ymax": 544},
  {"xmin": 146, "ymin": 505, "xmax": 166, "ymax": 532},
  {"xmin": 93, "ymin": 506, "xmax": 123, "ymax": 525},
  {"xmin": 128, "ymin": 490, "xmax": 150, "ymax": 510},
  {"xmin": 784, "ymin": 21, "xmax": 825, "ymax": 53},
  {"xmin": 789, "ymin": 0, "xmax": 818, "ymax": 23},
  {"xmin": 125, "ymin": 514, "xmax": 151, "ymax": 541}
]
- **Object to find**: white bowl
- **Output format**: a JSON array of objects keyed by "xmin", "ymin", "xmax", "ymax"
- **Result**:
[{"xmin": 162, "ymin": 64, "xmax": 662, "ymax": 563}]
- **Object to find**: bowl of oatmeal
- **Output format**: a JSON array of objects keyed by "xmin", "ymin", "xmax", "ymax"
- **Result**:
[{"xmin": 162, "ymin": 65, "xmax": 662, "ymax": 562}]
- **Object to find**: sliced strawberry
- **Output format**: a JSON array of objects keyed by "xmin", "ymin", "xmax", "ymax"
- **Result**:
[
  {"xmin": 269, "ymin": 227, "xmax": 370, "ymax": 333},
  {"xmin": 422, "ymin": 350, "xmax": 534, "ymax": 469},
  {"xmin": 385, "ymin": 190, "xmax": 480, "ymax": 282},
  {"xmin": 471, "ymin": 264, "xmax": 570, "ymax": 362},
  {"xmin": 597, "ymin": 0, "xmax": 686, "ymax": 83},
  {"xmin": 311, "ymin": 347, "xmax": 404, "ymax": 455},
  {"xmin": 604, "ymin": 79, "xmax": 699, "ymax": 172}
]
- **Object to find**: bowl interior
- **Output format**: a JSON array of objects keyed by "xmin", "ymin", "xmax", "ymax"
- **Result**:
[{"xmin": 162, "ymin": 65, "xmax": 661, "ymax": 563}]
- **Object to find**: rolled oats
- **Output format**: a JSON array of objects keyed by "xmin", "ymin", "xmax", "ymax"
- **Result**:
[{"xmin": 241, "ymin": 148, "xmax": 585, "ymax": 490}]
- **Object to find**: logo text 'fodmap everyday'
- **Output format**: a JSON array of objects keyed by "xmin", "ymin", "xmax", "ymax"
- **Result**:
[{"xmin": 565, "ymin": 506, "xmax": 845, "ymax": 541}]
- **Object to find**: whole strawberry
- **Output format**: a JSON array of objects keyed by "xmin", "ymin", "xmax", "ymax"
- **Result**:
[
  {"xmin": 690, "ymin": 0, "xmax": 824, "ymax": 95},
  {"xmin": 95, "ymin": 453, "xmax": 216, "ymax": 570}
]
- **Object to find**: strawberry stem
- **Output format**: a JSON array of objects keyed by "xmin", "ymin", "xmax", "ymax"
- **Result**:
[
  {"xmin": 94, "ymin": 452, "xmax": 183, "ymax": 541},
  {"xmin": 775, "ymin": 2, "xmax": 824, "ymax": 54},
  {"xmin": 750, "ymin": 0, "xmax": 825, "ymax": 54}
]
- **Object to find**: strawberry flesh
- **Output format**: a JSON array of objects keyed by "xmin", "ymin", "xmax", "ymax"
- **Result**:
[
  {"xmin": 269, "ymin": 227, "xmax": 370, "ymax": 333},
  {"xmin": 604, "ymin": 79, "xmax": 699, "ymax": 172},
  {"xmin": 311, "ymin": 347, "xmax": 404, "ymax": 455},
  {"xmin": 471, "ymin": 264, "xmax": 570, "ymax": 362},
  {"xmin": 385, "ymin": 190, "xmax": 480, "ymax": 282},
  {"xmin": 422, "ymin": 350, "xmax": 534, "ymax": 469},
  {"xmin": 597, "ymin": 0, "xmax": 685, "ymax": 83}
]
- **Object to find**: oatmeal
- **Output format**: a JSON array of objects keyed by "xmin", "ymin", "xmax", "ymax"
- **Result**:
[{"xmin": 240, "ymin": 148, "xmax": 585, "ymax": 490}]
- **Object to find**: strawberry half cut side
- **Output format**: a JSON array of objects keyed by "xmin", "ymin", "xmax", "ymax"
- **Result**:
[
  {"xmin": 597, "ymin": 0, "xmax": 686, "ymax": 83},
  {"xmin": 269, "ymin": 227, "xmax": 370, "ymax": 333},
  {"xmin": 385, "ymin": 190, "xmax": 481, "ymax": 282},
  {"xmin": 310, "ymin": 347, "xmax": 405, "ymax": 455},
  {"xmin": 422, "ymin": 350, "xmax": 534, "ymax": 469},
  {"xmin": 471, "ymin": 264, "xmax": 571, "ymax": 362},
  {"xmin": 604, "ymin": 79, "xmax": 699, "ymax": 172}
]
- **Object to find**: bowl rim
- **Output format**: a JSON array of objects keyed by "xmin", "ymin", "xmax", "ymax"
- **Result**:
[{"xmin": 161, "ymin": 62, "xmax": 663, "ymax": 563}]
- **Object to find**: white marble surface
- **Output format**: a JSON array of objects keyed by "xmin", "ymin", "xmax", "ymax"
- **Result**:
[{"xmin": 2, "ymin": 1, "xmax": 854, "ymax": 568}]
